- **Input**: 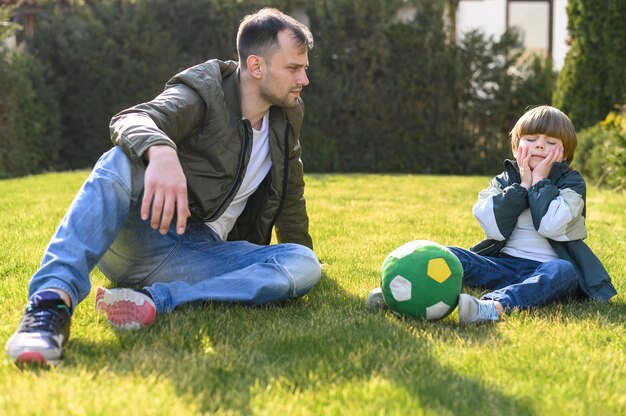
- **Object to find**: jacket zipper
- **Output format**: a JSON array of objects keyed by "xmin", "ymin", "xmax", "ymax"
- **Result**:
[
  {"xmin": 266, "ymin": 120, "xmax": 291, "ymax": 244},
  {"xmin": 208, "ymin": 120, "xmax": 251, "ymax": 222}
]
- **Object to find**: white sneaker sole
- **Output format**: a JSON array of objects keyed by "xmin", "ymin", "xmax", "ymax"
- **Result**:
[{"xmin": 95, "ymin": 287, "xmax": 156, "ymax": 330}]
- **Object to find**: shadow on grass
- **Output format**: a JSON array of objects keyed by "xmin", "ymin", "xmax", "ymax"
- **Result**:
[{"xmin": 59, "ymin": 272, "xmax": 540, "ymax": 415}]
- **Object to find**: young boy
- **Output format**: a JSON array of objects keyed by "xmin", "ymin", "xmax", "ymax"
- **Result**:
[{"xmin": 366, "ymin": 105, "xmax": 617, "ymax": 323}]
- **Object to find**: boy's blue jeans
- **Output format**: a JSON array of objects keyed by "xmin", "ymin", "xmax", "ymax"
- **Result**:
[
  {"xmin": 28, "ymin": 147, "xmax": 321, "ymax": 314},
  {"xmin": 448, "ymin": 247, "xmax": 578, "ymax": 311}
]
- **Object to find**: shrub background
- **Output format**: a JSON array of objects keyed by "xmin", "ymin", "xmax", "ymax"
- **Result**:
[
  {"xmin": 0, "ymin": 0, "xmax": 586, "ymax": 177},
  {"xmin": 574, "ymin": 108, "xmax": 626, "ymax": 191},
  {"xmin": 0, "ymin": 48, "xmax": 61, "ymax": 178},
  {"xmin": 553, "ymin": 0, "xmax": 626, "ymax": 131}
]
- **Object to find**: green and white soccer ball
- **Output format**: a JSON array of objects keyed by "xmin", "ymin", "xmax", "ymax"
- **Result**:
[{"xmin": 381, "ymin": 240, "xmax": 463, "ymax": 320}]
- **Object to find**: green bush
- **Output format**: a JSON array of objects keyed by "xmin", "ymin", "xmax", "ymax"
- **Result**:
[
  {"xmin": 303, "ymin": 0, "xmax": 460, "ymax": 173},
  {"xmin": 0, "ymin": 49, "xmax": 61, "ymax": 178},
  {"xmin": 0, "ymin": 5, "xmax": 60, "ymax": 177},
  {"xmin": 455, "ymin": 30, "xmax": 555, "ymax": 175},
  {"xmin": 29, "ymin": 0, "xmax": 181, "ymax": 168},
  {"xmin": 553, "ymin": 0, "xmax": 626, "ymax": 130},
  {"xmin": 574, "ymin": 107, "xmax": 626, "ymax": 191},
  {"xmin": 2, "ymin": 0, "xmax": 557, "ymax": 176}
]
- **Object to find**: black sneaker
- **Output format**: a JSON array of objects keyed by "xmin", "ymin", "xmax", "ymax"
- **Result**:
[{"xmin": 5, "ymin": 290, "xmax": 71, "ymax": 366}]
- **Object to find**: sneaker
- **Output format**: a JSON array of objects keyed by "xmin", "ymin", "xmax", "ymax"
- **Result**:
[
  {"xmin": 5, "ymin": 290, "xmax": 71, "ymax": 367},
  {"xmin": 95, "ymin": 287, "xmax": 156, "ymax": 330},
  {"xmin": 457, "ymin": 293, "xmax": 500, "ymax": 324},
  {"xmin": 365, "ymin": 287, "xmax": 388, "ymax": 311}
]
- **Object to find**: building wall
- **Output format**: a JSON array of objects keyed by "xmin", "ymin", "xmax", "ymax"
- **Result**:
[{"xmin": 456, "ymin": 0, "xmax": 569, "ymax": 69}]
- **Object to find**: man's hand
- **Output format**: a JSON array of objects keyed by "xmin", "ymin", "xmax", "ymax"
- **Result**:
[
  {"xmin": 531, "ymin": 144, "xmax": 563, "ymax": 186},
  {"xmin": 142, "ymin": 145, "xmax": 190, "ymax": 235},
  {"xmin": 516, "ymin": 146, "xmax": 532, "ymax": 189}
]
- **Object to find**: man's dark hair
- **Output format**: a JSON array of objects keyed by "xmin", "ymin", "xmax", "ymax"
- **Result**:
[{"xmin": 237, "ymin": 8, "xmax": 314, "ymax": 66}]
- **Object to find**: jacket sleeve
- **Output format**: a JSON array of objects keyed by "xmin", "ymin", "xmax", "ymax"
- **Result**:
[
  {"xmin": 274, "ymin": 104, "xmax": 313, "ymax": 249},
  {"xmin": 472, "ymin": 173, "xmax": 529, "ymax": 241},
  {"xmin": 528, "ymin": 168, "xmax": 587, "ymax": 241},
  {"xmin": 109, "ymin": 83, "xmax": 205, "ymax": 166}
]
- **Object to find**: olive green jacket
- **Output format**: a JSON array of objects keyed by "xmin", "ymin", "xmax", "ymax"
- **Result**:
[{"xmin": 109, "ymin": 59, "xmax": 313, "ymax": 249}]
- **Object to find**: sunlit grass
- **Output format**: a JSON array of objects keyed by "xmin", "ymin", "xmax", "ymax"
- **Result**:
[{"xmin": 1, "ymin": 171, "xmax": 625, "ymax": 415}]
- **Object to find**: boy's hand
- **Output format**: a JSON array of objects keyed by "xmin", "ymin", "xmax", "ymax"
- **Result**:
[
  {"xmin": 516, "ymin": 146, "xmax": 532, "ymax": 189},
  {"xmin": 531, "ymin": 144, "xmax": 564, "ymax": 185}
]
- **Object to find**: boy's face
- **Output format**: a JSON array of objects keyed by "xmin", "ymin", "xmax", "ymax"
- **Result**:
[{"xmin": 516, "ymin": 134, "xmax": 564, "ymax": 170}]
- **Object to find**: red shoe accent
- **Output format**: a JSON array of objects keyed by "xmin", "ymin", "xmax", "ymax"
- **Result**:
[{"xmin": 16, "ymin": 352, "xmax": 47, "ymax": 365}]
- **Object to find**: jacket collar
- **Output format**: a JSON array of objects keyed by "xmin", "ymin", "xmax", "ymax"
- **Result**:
[
  {"xmin": 504, "ymin": 159, "xmax": 572, "ymax": 184},
  {"xmin": 222, "ymin": 65, "xmax": 243, "ymax": 118}
]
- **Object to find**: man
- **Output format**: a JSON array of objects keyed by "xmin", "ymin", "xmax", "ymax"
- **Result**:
[{"xmin": 6, "ymin": 8, "xmax": 321, "ymax": 366}]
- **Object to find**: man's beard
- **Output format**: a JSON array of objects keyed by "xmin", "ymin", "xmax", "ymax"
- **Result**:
[
  {"xmin": 260, "ymin": 76, "xmax": 300, "ymax": 108},
  {"xmin": 261, "ymin": 89, "xmax": 299, "ymax": 109}
]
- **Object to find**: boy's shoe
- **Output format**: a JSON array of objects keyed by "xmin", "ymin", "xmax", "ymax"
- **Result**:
[
  {"xmin": 365, "ymin": 287, "xmax": 388, "ymax": 311},
  {"xmin": 95, "ymin": 287, "xmax": 156, "ymax": 330},
  {"xmin": 457, "ymin": 293, "xmax": 500, "ymax": 324},
  {"xmin": 5, "ymin": 290, "xmax": 71, "ymax": 367}
]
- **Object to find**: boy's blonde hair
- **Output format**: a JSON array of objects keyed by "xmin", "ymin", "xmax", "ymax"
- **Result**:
[{"xmin": 510, "ymin": 105, "xmax": 578, "ymax": 163}]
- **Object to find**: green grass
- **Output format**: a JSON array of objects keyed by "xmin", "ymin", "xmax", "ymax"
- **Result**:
[{"xmin": 1, "ymin": 171, "xmax": 625, "ymax": 415}]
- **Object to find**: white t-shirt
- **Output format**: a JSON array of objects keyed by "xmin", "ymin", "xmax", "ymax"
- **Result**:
[
  {"xmin": 206, "ymin": 112, "xmax": 271, "ymax": 240},
  {"xmin": 501, "ymin": 209, "xmax": 559, "ymax": 262}
]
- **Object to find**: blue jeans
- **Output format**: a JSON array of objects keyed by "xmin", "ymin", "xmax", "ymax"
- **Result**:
[
  {"xmin": 448, "ymin": 247, "xmax": 578, "ymax": 311},
  {"xmin": 29, "ymin": 147, "xmax": 321, "ymax": 313}
]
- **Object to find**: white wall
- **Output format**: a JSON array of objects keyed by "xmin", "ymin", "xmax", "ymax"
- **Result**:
[
  {"xmin": 552, "ymin": 0, "xmax": 569, "ymax": 70},
  {"xmin": 456, "ymin": 0, "xmax": 570, "ymax": 69}
]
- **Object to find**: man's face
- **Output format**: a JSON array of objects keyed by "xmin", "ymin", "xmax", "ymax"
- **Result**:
[
  {"xmin": 516, "ymin": 134, "xmax": 564, "ymax": 169},
  {"xmin": 259, "ymin": 29, "xmax": 310, "ymax": 109}
]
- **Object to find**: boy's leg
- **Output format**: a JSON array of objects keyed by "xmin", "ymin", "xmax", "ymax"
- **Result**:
[
  {"xmin": 368, "ymin": 246, "xmax": 517, "ymax": 314},
  {"xmin": 483, "ymin": 259, "xmax": 578, "ymax": 310},
  {"xmin": 447, "ymin": 247, "xmax": 523, "ymax": 289},
  {"xmin": 448, "ymin": 247, "xmax": 525, "ymax": 324},
  {"xmin": 6, "ymin": 147, "xmax": 145, "ymax": 365}
]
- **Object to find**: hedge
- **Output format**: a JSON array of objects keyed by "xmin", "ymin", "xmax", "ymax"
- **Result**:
[
  {"xmin": 574, "ymin": 107, "xmax": 626, "ymax": 191},
  {"xmin": 1, "ymin": 0, "xmax": 557, "ymax": 176}
]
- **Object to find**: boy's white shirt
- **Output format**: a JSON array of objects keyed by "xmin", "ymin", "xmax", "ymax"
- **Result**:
[
  {"xmin": 206, "ymin": 112, "xmax": 271, "ymax": 240},
  {"xmin": 501, "ymin": 209, "xmax": 559, "ymax": 262}
]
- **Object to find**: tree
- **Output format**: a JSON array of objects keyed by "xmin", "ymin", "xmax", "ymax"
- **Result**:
[
  {"xmin": 0, "ymin": 5, "xmax": 61, "ymax": 177},
  {"xmin": 553, "ymin": 0, "xmax": 626, "ymax": 130}
]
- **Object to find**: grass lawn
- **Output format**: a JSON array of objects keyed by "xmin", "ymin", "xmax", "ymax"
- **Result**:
[{"xmin": 1, "ymin": 171, "xmax": 625, "ymax": 415}]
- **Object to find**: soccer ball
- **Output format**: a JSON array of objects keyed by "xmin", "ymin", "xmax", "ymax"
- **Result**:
[{"xmin": 381, "ymin": 240, "xmax": 463, "ymax": 320}]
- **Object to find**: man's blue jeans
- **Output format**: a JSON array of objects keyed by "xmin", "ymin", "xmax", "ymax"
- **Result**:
[
  {"xmin": 448, "ymin": 247, "xmax": 578, "ymax": 311},
  {"xmin": 28, "ymin": 147, "xmax": 321, "ymax": 313}
]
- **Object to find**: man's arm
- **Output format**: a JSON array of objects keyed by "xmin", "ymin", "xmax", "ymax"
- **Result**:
[{"xmin": 110, "ymin": 84, "xmax": 205, "ymax": 234}]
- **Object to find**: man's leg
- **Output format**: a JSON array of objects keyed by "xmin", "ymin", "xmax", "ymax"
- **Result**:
[
  {"xmin": 146, "ymin": 241, "xmax": 321, "ymax": 313},
  {"xmin": 96, "ymin": 222, "xmax": 321, "ymax": 327},
  {"xmin": 29, "ymin": 147, "xmax": 145, "ymax": 307},
  {"xmin": 6, "ymin": 147, "xmax": 145, "ymax": 365}
]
